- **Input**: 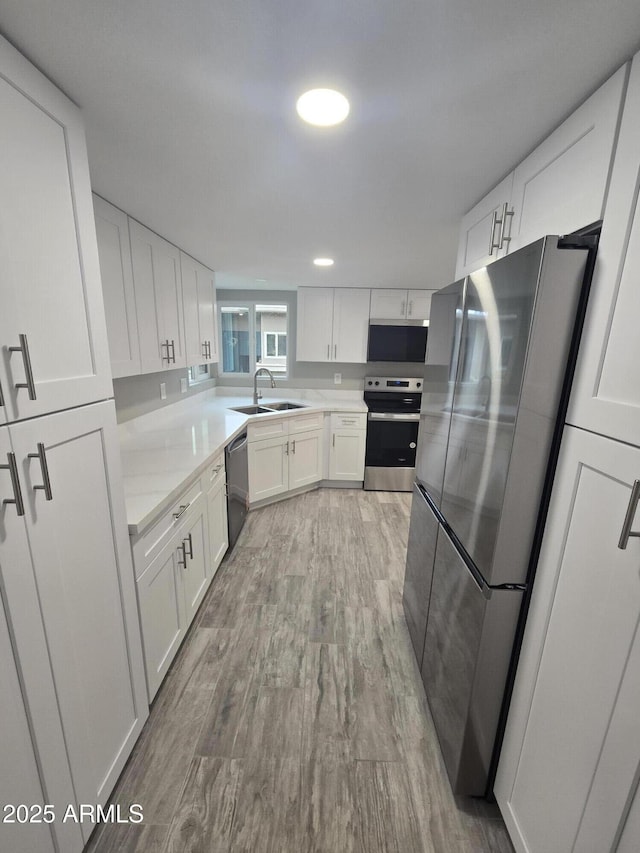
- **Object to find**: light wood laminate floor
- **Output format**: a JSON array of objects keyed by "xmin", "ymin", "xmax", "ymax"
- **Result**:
[{"xmin": 87, "ymin": 488, "xmax": 514, "ymax": 853}]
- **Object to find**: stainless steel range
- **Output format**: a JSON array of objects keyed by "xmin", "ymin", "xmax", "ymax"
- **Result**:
[{"xmin": 363, "ymin": 376, "xmax": 422, "ymax": 492}]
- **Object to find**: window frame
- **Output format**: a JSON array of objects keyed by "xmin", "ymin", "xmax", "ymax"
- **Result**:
[{"xmin": 218, "ymin": 300, "xmax": 289, "ymax": 378}]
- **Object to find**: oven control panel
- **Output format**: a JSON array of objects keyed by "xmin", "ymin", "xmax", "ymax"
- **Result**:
[{"xmin": 364, "ymin": 376, "xmax": 422, "ymax": 392}]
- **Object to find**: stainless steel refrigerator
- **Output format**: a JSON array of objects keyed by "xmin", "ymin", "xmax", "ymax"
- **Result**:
[{"xmin": 403, "ymin": 235, "xmax": 596, "ymax": 796}]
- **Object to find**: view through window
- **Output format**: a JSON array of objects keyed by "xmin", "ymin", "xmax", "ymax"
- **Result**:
[{"xmin": 220, "ymin": 302, "xmax": 288, "ymax": 376}]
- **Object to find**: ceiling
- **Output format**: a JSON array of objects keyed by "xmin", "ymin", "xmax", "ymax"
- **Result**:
[{"xmin": 2, "ymin": 1, "xmax": 640, "ymax": 291}]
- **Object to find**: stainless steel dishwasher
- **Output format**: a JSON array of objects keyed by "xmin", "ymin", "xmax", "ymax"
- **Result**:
[{"xmin": 225, "ymin": 431, "xmax": 249, "ymax": 548}]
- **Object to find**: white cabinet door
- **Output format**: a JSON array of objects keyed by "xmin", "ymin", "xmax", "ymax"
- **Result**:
[
  {"xmin": 568, "ymin": 53, "xmax": 640, "ymax": 447},
  {"xmin": 289, "ymin": 429, "xmax": 323, "ymax": 489},
  {"xmin": 0, "ymin": 584, "xmax": 80, "ymax": 852},
  {"xmin": 137, "ymin": 541, "xmax": 185, "ymax": 700},
  {"xmin": 180, "ymin": 251, "xmax": 217, "ymax": 367},
  {"xmin": 207, "ymin": 475, "xmax": 228, "ymax": 577},
  {"xmin": 509, "ymin": 65, "xmax": 626, "ymax": 253},
  {"xmin": 93, "ymin": 195, "xmax": 141, "ymax": 378},
  {"xmin": 296, "ymin": 287, "xmax": 334, "ymax": 362},
  {"xmin": 332, "ymin": 288, "xmax": 370, "ymax": 363},
  {"xmin": 130, "ymin": 220, "xmax": 186, "ymax": 373},
  {"xmin": 178, "ymin": 505, "xmax": 210, "ymax": 625},
  {"xmin": 198, "ymin": 263, "xmax": 218, "ymax": 364},
  {"xmin": 407, "ymin": 290, "xmax": 435, "ymax": 321},
  {"xmin": 454, "ymin": 173, "xmax": 514, "ymax": 278},
  {"xmin": 329, "ymin": 428, "xmax": 366, "ymax": 480},
  {"xmin": 370, "ymin": 289, "xmax": 407, "ymax": 319},
  {"xmin": 0, "ymin": 36, "xmax": 112, "ymax": 424},
  {"xmin": 5, "ymin": 402, "xmax": 147, "ymax": 823},
  {"xmin": 495, "ymin": 426, "xmax": 640, "ymax": 853},
  {"xmin": 248, "ymin": 435, "xmax": 289, "ymax": 502}
]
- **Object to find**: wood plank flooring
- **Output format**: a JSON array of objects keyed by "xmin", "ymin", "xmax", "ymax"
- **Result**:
[{"xmin": 87, "ymin": 488, "xmax": 514, "ymax": 853}]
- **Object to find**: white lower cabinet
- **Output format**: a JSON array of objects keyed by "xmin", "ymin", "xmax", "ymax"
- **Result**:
[
  {"xmin": 247, "ymin": 414, "xmax": 324, "ymax": 502},
  {"xmin": 328, "ymin": 413, "xmax": 367, "ymax": 480},
  {"xmin": 0, "ymin": 402, "xmax": 147, "ymax": 849},
  {"xmin": 132, "ymin": 473, "xmax": 219, "ymax": 700},
  {"xmin": 207, "ymin": 457, "xmax": 229, "ymax": 576},
  {"xmin": 495, "ymin": 425, "xmax": 640, "ymax": 853}
]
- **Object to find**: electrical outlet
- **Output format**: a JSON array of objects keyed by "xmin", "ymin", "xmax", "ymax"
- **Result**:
[
  {"xmin": 160, "ymin": 382, "xmax": 167, "ymax": 400},
  {"xmin": 334, "ymin": 373, "xmax": 342, "ymax": 385},
  {"xmin": 180, "ymin": 377, "xmax": 188, "ymax": 393}
]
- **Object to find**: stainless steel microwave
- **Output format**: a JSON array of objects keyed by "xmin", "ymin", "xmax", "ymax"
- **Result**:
[{"xmin": 367, "ymin": 319, "xmax": 428, "ymax": 363}]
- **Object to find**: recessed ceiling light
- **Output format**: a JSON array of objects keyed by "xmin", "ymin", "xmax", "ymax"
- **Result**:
[
  {"xmin": 296, "ymin": 89, "xmax": 350, "ymax": 127},
  {"xmin": 313, "ymin": 257, "xmax": 334, "ymax": 267}
]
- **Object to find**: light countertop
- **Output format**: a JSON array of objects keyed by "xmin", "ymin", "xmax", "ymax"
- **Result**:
[{"xmin": 118, "ymin": 388, "xmax": 367, "ymax": 535}]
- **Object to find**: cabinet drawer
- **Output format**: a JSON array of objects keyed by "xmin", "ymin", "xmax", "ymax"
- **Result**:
[
  {"xmin": 288, "ymin": 410, "xmax": 324, "ymax": 434},
  {"xmin": 331, "ymin": 412, "xmax": 366, "ymax": 430},
  {"xmin": 247, "ymin": 417, "xmax": 287, "ymax": 443},
  {"xmin": 132, "ymin": 477, "xmax": 204, "ymax": 578},
  {"xmin": 208, "ymin": 452, "xmax": 226, "ymax": 492}
]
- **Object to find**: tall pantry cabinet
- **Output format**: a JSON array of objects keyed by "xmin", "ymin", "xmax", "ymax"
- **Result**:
[
  {"xmin": 0, "ymin": 35, "xmax": 147, "ymax": 853},
  {"xmin": 495, "ymin": 52, "xmax": 640, "ymax": 853}
]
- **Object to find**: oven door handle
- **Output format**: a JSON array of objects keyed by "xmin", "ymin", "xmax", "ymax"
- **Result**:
[{"xmin": 367, "ymin": 412, "xmax": 420, "ymax": 422}]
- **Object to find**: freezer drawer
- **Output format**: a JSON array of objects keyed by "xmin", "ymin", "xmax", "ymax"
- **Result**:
[
  {"xmin": 421, "ymin": 524, "xmax": 523, "ymax": 795},
  {"xmin": 402, "ymin": 484, "xmax": 440, "ymax": 665}
]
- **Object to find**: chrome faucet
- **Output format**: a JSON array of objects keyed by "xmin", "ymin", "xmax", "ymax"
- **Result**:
[{"xmin": 253, "ymin": 366, "xmax": 276, "ymax": 405}]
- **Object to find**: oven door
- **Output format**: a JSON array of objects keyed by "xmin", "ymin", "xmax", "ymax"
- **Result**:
[{"xmin": 364, "ymin": 413, "xmax": 419, "ymax": 491}]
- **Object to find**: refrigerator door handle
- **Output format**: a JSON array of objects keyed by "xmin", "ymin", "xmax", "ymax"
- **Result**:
[{"xmin": 618, "ymin": 479, "xmax": 640, "ymax": 549}]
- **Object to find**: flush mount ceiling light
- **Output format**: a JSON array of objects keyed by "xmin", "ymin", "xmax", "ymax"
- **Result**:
[
  {"xmin": 313, "ymin": 257, "xmax": 334, "ymax": 267},
  {"xmin": 296, "ymin": 89, "xmax": 350, "ymax": 127}
]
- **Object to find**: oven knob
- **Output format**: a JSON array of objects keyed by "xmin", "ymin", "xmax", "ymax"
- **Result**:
[
  {"xmin": 375, "ymin": 381, "xmax": 379, "ymax": 386},
  {"xmin": 367, "ymin": 380, "xmax": 373, "ymax": 385},
  {"xmin": 416, "ymin": 382, "xmax": 421, "ymax": 388},
  {"xmin": 410, "ymin": 442, "xmax": 417, "ymax": 449}
]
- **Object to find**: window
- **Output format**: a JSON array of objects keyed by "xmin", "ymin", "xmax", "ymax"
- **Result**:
[
  {"xmin": 219, "ymin": 301, "xmax": 288, "ymax": 376},
  {"xmin": 188, "ymin": 363, "xmax": 211, "ymax": 385}
]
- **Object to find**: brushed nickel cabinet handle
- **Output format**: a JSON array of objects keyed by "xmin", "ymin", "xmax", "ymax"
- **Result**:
[
  {"xmin": 9, "ymin": 334, "xmax": 37, "ymax": 400},
  {"xmin": 618, "ymin": 480, "xmax": 640, "ymax": 549},
  {"xmin": 28, "ymin": 443, "xmax": 53, "ymax": 501},
  {"xmin": 489, "ymin": 210, "xmax": 500, "ymax": 256},
  {"xmin": 332, "ymin": 434, "xmax": 336, "ymax": 448},
  {"xmin": 334, "ymin": 344, "xmax": 337, "ymax": 359},
  {"xmin": 291, "ymin": 440, "xmax": 296, "ymax": 454},
  {"xmin": 1, "ymin": 452, "xmax": 25, "ymax": 516},
  {"xmin": 499, "ymin": 203, "xmax": 514, "ymax": 248},
  {"xmin": 408, "ymin": 301, "xmax": 413, "ymax": 316},
  {"xmin": 177, "ymin": 542, "xmax": 187, "ymax": 568},
  {"xmin": 401, "ymin": 301, "xmax": 406, "ymax": 316},
  {"xmin": 169, "ymin": 340, "xmax": 176, "ymax": 364},
  {"xmin": 161, "ymin": 339, "xmax": 170, "ymax": 362},
  {"xmin": 327, "ymin": 344, "xmax": 330, "ymax": 359},
  {"xmin": 284, "ymin": 440, "xmax": 289, "ymax": 455},
  {"xmin": 173, "ymin": 502, "xmax": 191, "ymax": 520},
  {"xmin": 183, "ymin": 532, "xmax": 193, "ymax": 560}
]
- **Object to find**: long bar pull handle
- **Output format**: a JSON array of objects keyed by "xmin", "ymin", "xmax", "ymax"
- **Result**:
[
  {"xmin": 488, "ymin": 211, "xmax": 499, "ymax": 256},
  {"xmin": 408, "ymin": 301, "xmax": 413, "ymax": 317},
  {"xmin": 498, "ymin": 203, "xmax": 514, "ymax": 249},
  {"xmin": 291, "ymin": 440, "xmax": 296, "ymax": 454},
  {"xmin": 28, "ymin": 443, "xmax": 53, "ymax": 501},
  {"xmin": 9, "ymin": 334, "xmax": 37, "ymax": 400},
  {"xmin": 334, "ymin": 344, "xmax": 337, "ymax": 359},
  {"xmin": 401, "ymin": 301, "xmax": 406, "ymax": 316},
  {"xmin": 1, "ymin": 452, "xmax": 25, "ymax": 516},
  {"xmin": 177, "ymin": 542, "xmax": 187, "ymax": 569},
  {"xmin": 169, "ymin": 340, "xmax": 176, "ymax": 364},
  {"xmin": 173, "ymin": 502, "xmax": 191, "ymax": 520},
  {"xmin": 161, "ymin": 339, "xmax": 170, "ymax": 363},
  {"xmin": 332, "ymin": 434, "xmax": 336, "ymax": 448},
  {"xmin": 284, "ymin": 440, "xmax": 289, "ymax": 455},
  {"xmin": 327, "ymin": 344, "xmax": 330, "ymax": 359},
  {"xmin": 183, "ymin": 532, "xmax": 193, "ymax": 560},
  {"xmin": 618, "ymin": 480, "xmax": 640, "ymax": 549}
]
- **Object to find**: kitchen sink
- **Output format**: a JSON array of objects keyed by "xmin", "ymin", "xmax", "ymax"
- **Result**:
[
  {"xmin": 230, "ymin": 405, "xmax": 275, "ymax": 415},
  {"xmin": 229, "ymin": 401, "xmax": 308, "ymax": 416},
  {"xmin": 262, "ymin": 401, "xmax": 307, "ymax": 411}
]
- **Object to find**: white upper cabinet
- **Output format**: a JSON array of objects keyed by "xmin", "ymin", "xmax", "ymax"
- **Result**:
[
  {"xmin": 129, "ymin": 220, "xmax": 186, "ymax": 374},
  {"xmin": 332, "ymin": 288, "xmax": 371, "ymax": 363},
  {"xmin": 0, "ymin": 37, "xmax": 112, "ymax": 424},
  {"xmin": 509, "ymin": 65, "xmax": 627, "ymax": 252},
  {"xmin": 568, "ymin": 52, "xmax": 640, "ymax": 446},
  {"xmin": 180, "ymin": 251, "xmax": 218, "ymax": 367},
  {"xmin": 370, "ymin": 289, "xmax": 435, "ymax": 321},
  {"xmin": 93, "ymin": 195, "xmax": 141, "ymax": 378},
  {"xmin": 297, "ymin": 287, "xmax": 370, "ymax": 363},
  {"xmin": 455, "ymin": 173, "xmax": 515, "ymax": 278},
  {"xmin": 296, "ymin": 287, "xmax": 335, "ymax": 362},
  {"xmin": 454, "ymin": 64, "xmax": 627, "ymax": 279}
]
